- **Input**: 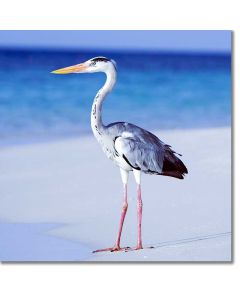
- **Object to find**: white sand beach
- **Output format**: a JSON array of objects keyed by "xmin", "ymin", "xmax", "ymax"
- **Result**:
[{"xmin": 0, "ymin": 127, "xmax": 231, "ymax": 261}]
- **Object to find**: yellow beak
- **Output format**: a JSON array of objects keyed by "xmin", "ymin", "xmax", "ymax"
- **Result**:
[{"xmin": 51, "ymin": 63, "xmax": 87, "ymax": 74}]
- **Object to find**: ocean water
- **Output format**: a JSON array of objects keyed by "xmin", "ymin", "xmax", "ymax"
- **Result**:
[{"xmin": 0, "ymin": 49, "xmax": 231, "ymax": 144}]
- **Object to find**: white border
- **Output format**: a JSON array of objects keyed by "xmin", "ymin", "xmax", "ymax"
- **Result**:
[
  {"xmin": 0, "ymin": 1, "xmax": 238, "ymax": 300},
  {"xmin": 0, "ymin": 0, "xmax": 237, "ymax": 29}
]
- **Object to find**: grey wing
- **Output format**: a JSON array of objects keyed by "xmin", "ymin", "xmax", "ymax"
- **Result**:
[
  {"xmin": 108, "ymin": 122, "xmax": 188, "ymax": 179},
  {"xmin": 115, "ymin": 136, "xmax": 165, "ymax": 174}
]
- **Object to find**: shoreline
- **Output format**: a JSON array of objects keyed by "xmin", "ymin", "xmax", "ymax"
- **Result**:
[{"xmin": 0, "ymin": 124, "xmax": 231, "ymax": 149}]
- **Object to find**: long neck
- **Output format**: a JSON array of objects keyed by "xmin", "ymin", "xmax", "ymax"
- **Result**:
[{"xmin": 91, "ymin": 66, "xmax": 116, "ymax": 138}]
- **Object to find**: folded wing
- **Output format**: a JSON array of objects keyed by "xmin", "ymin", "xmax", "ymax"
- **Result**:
[{"xmin": 114, "ymin": 131, "xmax": 188, "ymax": 179}]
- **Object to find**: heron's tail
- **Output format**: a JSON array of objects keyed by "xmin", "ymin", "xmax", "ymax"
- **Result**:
[{"xmin": 161, "ymin": 148, "xmax": 188, "ymax": 179}]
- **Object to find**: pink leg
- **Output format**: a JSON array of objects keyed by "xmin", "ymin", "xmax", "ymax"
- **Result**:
[
  {"xmin": 93, "ymin": 184, "xmax": 129, "ymax": 253},
  {"xmin": 127, "ymin": 184, "xmax": 144, "ymax": 252},
  {"xmin": 115, "ymin": 184, "xmax": 128, "ymax": 247},
  {"xmin": 127, "ymin": 184, "xmax": 154, "ymax": 252},
  {"xmin": 136, "ymin": 184, "xmax": 143, "ymax": 249}
]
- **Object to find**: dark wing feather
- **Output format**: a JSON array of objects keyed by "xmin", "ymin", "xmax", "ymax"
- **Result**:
[{"xmin": 161, "ymin": 146, "xmax": 188, "ymax": 179}]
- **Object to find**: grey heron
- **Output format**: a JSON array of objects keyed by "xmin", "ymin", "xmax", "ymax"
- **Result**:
[{"xmin": 52, "ymin": 57, "xmax": 188, "ymax": 253}]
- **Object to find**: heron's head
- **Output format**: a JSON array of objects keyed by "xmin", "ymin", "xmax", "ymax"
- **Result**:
[{"xmin": 51, "ymin": 57, "xmax": 116, "ymax": 75}]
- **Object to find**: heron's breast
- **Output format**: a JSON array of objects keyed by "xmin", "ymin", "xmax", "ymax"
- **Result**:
[
  {"xmin": 112, "ymin": 155, "xmax": 133, "ymax": 171},
  {"xmin": 97, "ymin": 135, "xmax": 132, "ymax": 171}
]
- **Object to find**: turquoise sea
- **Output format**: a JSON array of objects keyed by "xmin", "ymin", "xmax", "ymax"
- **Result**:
[{"xmin": 0, "ymin": 49, "xmax": 231, "ymax": 144}]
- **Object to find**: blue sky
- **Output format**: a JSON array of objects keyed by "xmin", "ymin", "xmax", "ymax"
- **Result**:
[{"xmin": 0, "ymin": 30, "xmax": 231, "ymax": 53}]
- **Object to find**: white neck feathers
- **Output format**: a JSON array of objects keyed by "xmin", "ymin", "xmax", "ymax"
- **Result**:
[{"xmin": 91, "ymin": 65, "xmax": 117, "ymax": 138}]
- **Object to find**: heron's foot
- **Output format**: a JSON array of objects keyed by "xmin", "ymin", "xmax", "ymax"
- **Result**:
[
  {"xmin": 129, "ymin": 245, "xmax": 143, "ymax": 251},
  {"xmin": 125, "ymin": 245, "xmax": 154, "ymax": 252},
  {"xmin": 92, "ymin": 245, "xmax": 130, "ymax": 253}
]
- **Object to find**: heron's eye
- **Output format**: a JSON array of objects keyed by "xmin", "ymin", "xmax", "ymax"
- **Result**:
[{"xmin": 90, "ymin": 61, "xmax": 96, "ymax": 66}]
